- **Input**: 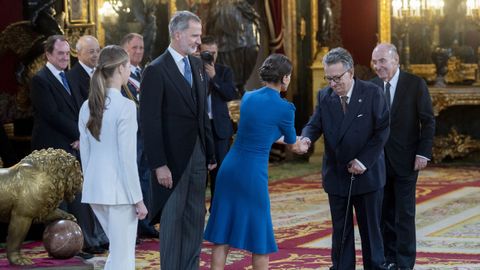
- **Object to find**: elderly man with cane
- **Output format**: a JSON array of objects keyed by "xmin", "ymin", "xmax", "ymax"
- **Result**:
[{"xmin": 294, "ymin": 47, "xmax": 391, "ymax": 270}]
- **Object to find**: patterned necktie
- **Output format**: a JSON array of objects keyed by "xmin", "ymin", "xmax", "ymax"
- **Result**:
[
  {"xmin": 385, "ymin": 82, "xmax": 391, "ymax": 109},
  {"xmin": 183, "ymin": 57, "xmax": 193, "ymax": 87},
  {"xmin": 59, "ymin": 71, "xmax": 71, "ymax": 95},
  {"xmin": 340, "ymin": 96, "xmax": 348, "ymax": 114},
  {"xmin": 134, "ymin": 67, "xmax": 142, "ymax": 80}
]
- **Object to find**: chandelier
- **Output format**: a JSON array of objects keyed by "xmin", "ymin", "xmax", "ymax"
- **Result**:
[
  {"xmin": 392, "ymin": 0, "xmax": 444, "ymax": 20},
  {"xmin": 466, "ymin": 0, "xmax": 480, "ymax": 19}
]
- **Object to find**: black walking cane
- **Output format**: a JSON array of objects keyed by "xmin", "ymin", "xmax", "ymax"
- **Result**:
[{"xmin": 336, "ymin": 172, "xmax": 355, "ymax": 270}]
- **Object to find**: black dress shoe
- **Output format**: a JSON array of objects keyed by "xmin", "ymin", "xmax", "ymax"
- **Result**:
[
  {"xmin": 83, "ymin": 246, "xmax": 106, "ymax": 254},
  {"xmin": 383, "ymin": 262, "xmax": 397, "ymax": 270},
  {"xmin": 138, "ymin": 226, "xmax": 159, "ymax": 238},
  {"xmin": 76, "ymin": 251, "xmax": 94, "ymax": 260}
]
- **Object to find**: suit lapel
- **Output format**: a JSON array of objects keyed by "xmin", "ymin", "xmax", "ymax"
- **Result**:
[
  {"xmin": 390, "ymin": 71, "xmax": 406, "ymax": 116},
  {"xmin": 162, "ymin": 52, "xmax": 196, "ymax": 114},
  {"xmin": 189, "ymin": 55, "xmax": 206, "ymax": 116},
  {"xmin": 326, "ymin": 90, "xmax": 344, "ymax": 127},
  {"xmin": 44, "ymin": 67, "xmax": 77, "ymax": 113},
  {"xmin": 72, "ymin": 66, "xmax": 89, "ymax": 108},
  {"xmin": 336, "ymin": 81, "xmax": 365, "ymax": 145}
]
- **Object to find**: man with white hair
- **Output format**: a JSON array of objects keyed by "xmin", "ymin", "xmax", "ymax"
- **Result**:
[
  {"xmin": 67, "ymin": 35, "xmax": 100, "ymax": 102},
  {"xmin": 66, "ymin": 35, "xmax": 108, "ymax": 255}
]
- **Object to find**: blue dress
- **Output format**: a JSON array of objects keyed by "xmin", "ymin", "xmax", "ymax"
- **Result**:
[{"xmin": 204, "ymin": 86, "xmax": 296, "ymax": 254}]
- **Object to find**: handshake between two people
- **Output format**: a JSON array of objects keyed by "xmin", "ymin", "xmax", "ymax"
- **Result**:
[
  {"xmin": 288, "ymin": 136, "xmax": 366, "ymax": 175},
  {"xmin": 290, "ymin": 136, "xmax": 311, "ymax": 155}
]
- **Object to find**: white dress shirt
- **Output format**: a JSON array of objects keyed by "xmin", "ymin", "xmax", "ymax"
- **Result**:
[
  {"xmin": 79, "ymin": 61, "xmax": 95, "ymax": 78},
  {"xmin": 384, "ymin": 68, "xmax": 400, "ymax": 105},
  {"xmin": 46, "ymin": 62, "xmax": 67, "ymax": 86},
  {"xmin": 168, "ymin": 46, "xmax": 189, "ymax": 76}
]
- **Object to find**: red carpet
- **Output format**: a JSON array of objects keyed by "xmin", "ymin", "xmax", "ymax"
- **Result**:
[{"xmin": 1, "ymin": 165, "xmax": 480, "ymax": 269}]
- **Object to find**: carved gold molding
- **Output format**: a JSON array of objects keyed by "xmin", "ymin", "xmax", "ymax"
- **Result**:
[
  {"xmin": 378, "ymin": 0, "xmax": 391, "ymax": 43},
  {"xmin": 433, "ymin": 128, "xmax": 480, "ymax": 162},
  {"xmin": 409, "ymin": 64, "xmax": 437, "ymax": 82},
  {"xmin": 430, "ymin": 87, "xmax": 480, "ymax": 162},
  {"xmin": 430, "ymin": 87, "xmax": 480, "ymax": 116}
]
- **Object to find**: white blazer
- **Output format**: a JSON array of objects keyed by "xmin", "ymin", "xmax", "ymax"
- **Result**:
[{"xmin": 79, "ymin": 88, "xmax": 143, "ymax": 205}]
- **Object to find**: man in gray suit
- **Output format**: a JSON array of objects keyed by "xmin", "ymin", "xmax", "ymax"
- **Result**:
[{"xmin": 140, "ymin": 11, "xmax": 216, "ymax": 269}]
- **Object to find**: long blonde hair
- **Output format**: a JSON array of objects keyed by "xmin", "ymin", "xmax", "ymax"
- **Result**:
[{"xmin": 87, "ymin": 45, "xmax": 129, "ymax": 141}]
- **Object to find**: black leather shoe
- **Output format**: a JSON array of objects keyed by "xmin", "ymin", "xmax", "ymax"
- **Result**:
[
  {"xmin": 138, "ymin": 229, "xmax": 159, "ymax": 238},
  {"xmin": 386, "ymin": 262, "xmax": 397, "ymax": 270},
  {"xmin": 83, "ymin": 246, "xmax": 106, "ymax": 254},
  {"xmin": 76, "ymin": 251, "xmax": 94, "ymax": 260}
]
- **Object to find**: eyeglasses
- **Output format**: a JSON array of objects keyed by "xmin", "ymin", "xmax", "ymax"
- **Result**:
[{"xmin": 324, "ymin": 69, "xmax": 349, "ymax": 83}]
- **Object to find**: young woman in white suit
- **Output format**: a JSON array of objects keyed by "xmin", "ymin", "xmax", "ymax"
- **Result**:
[{"xmin": 78, "ymin": 45, "xmax": 148, "ymax": 269}]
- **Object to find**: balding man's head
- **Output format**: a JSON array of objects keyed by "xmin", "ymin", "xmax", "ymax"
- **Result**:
[
  {"xmin": 371, "ymin": 43, "xmax": 400, "ymax": 82},
  {"xmin": 76, "ymin": 35, "xmax": 100, "ymax": 68}
]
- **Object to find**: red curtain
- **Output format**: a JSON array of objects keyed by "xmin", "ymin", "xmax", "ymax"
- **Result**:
[
  {"xmin": 265, "ymin": 0, "xmax": 284, "ymax": 54},
  {"xmin": 0, "ymin": 0, "xmax": 23, "ymax": 95}
]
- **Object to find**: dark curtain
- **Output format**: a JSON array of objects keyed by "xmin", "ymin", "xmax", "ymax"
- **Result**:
[{"xmin": 265, "ymin": 0, "xmax": 284, "ymax": 54}]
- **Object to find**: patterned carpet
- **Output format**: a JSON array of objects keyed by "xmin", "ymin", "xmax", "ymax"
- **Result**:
[{"xmin": 1, "ymin": 165, "xmax": 479, "ymax": 269}]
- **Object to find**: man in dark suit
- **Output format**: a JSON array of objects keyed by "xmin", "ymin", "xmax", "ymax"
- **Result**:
[
  {"xmin": 140, "ymin": 11, "xmax": 216, "ymax": 269},
  {"xmin": 371, "ymin": 43, "xmax": 435, "ymax": 270},
  {"xmin": 120, "ymin": 32, "xmax": 158, "ymax": 238},
  {"xmin": 295, "ymin": 47, "xmax": 390, "ymax": 270},
  {"xmin": 30, "ymin": 35, "xmax": 107, "ymax": 258},
  {"xmin": 199, "ymin": 35, "xmax": 237, "ymax": 206},
  {"xmin": 67, "ymin": 35, "xmax": 100, "ymax": 103}
]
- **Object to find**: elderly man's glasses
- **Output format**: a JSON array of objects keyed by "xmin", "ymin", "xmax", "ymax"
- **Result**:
[{"xmin": 324, "ymin": 69, "xmax": 349, "ymax": 83}]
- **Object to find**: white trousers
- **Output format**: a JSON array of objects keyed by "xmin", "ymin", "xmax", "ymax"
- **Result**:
[{"xmin": 90, "ymin": 204, "xmax": 138, "ymax": 270}]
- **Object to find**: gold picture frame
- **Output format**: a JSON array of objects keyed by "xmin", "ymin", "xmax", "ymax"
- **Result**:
[{"xmin": 65, "ymin": 0, "xmax": 94, "ymax": 24}]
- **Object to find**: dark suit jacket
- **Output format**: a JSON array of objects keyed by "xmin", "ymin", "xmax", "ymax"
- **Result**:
[
  {"xmin": 140, "ymin": 50, "xmax": 215, "ymax": 222},
  {"xmin": 30, "ymin": 66, "xmax": 83, "ymax": 155},
  {"xmin": 67, "ymin": 62, "xmax": 90, "ymax": 103},
  {"xmin": 372, "ymin": 71, "xmax": 435, "ymax": 176},
  {"xmin": 210, "ymin": 63, "xmax": 237, "ymax": 139},
  {"xmin": 302, "ymin": 79, "xmax": 390, "ymax": 196}
]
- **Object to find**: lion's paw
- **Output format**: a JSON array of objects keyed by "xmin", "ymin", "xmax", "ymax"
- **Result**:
[
  {"xmin": 63, "ymin": 213, "xmax": 77, "ymax": 222},
  {"xmin": 8, "ymin": 252, "xmax": 33, "ymax": 265}
]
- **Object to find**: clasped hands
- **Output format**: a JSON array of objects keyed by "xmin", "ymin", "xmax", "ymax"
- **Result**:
[{"xmin": 291, "ymin": 136, "xmax": 311, "ymax": 155}]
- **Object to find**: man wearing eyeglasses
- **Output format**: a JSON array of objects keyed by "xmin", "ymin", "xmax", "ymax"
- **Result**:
[
  {"xmin": 371, "ymin": 43, "xmax": 435, "ymax": 270},
  {"xmin": 294, "ymin": 47, "xmax": 391, "ymax": 270}
]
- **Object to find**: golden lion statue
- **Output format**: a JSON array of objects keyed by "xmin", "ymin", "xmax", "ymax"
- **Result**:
[{"xmin": 0, "ymin": 148, "xmax": 83, "ymax": 265}]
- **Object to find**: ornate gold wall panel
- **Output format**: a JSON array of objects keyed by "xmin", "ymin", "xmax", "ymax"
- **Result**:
[
  {"xmin": 377, "ymin": 0, "xmax": 391, "ymax": 43},
  {"xmin": 430, "ymin": 87, "xmax": 480, "ymax": 116},
  {"xmin": 430, "ymin": 87, "xmax": 480, "ymax": 162}
]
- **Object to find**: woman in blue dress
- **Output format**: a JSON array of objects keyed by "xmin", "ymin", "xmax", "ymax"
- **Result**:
[{"xmin": 204, "ymin": 54, "xmax": 298, "ymax": 269}]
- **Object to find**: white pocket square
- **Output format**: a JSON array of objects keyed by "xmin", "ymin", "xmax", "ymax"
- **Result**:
[{"xmin": 357, "ymin": 114, "xmax": 364, "ymax": 118}]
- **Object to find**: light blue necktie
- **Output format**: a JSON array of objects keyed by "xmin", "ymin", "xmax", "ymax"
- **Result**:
[
  {"xmin": 183, "ymin": 57, "xmax": 193, "ymax": 87},
  {"xmin": 59, "ymin": 71, "xmax": 71, "ymax": 95}
]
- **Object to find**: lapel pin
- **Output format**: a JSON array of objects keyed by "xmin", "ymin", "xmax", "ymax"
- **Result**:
[{"xmin": 358, "ymin": 99, "xmax": 362, "ymax": 103}]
